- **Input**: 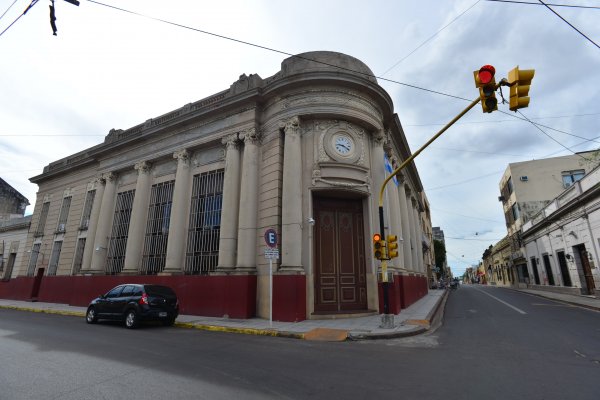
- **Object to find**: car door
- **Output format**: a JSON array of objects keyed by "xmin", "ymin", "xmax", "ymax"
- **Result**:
[
  {"xmin": 103, "ymin": 286, "xmax": 124, "ymax": 318},
  {"xmin": 113, "ymin": 285, "xmax": 135, "ymax": 316}
]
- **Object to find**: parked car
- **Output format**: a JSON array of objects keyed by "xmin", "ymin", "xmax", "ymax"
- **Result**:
[{"xmin": 85, "ymin": 284, "xmax": 179, "ymax": 329}]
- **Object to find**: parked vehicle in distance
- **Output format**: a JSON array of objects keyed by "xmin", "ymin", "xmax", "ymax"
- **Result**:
[{"xmin": 85, "ymin": 284, "xmax": 179, "ymax": 329}]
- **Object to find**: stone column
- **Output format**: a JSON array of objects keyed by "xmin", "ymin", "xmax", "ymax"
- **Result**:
[
  {"xmin": 406, "ymin": 191, "xmax": 418, "ymax": 273},
  {"xmin": 90, "ymin": 172, "xmax": 118, "ymax": 274},
  {"xmin": 280, "ymin": 117, "xmax": 304, "ymax": 272},
  {"xmin": 413, "ymin": 199, "xmax": 425, "ymax": 273},
  {"xmin": 216, "ymin": 134, "xmax": 242, "ymax": 273},
  {"xmin": 80, "ymin": 177, "xmax": 105, "ymax": 273},
  {"xmin": 122, "ymin": 161, "xmax": 153, "ymax": 274},
  {"xmin": 235, "ymin": 128, "xmax": 260, "ymax": 273},
  {"xmin": 386, "ymin": 154, "xmax": 403, "ymax": 270},
  {"xmin": 397, "ymin": 174, "xmax": 412, "ymax": 272},
  {"xmin": 164, "ymin": 149, "xmax": 192, "ymax": 274},
  {"xmin": 371, "ymin": 132, "xmax": 387, "ymax": 239}
]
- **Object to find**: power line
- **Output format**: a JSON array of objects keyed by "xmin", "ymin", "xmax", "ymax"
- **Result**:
[
  {"xmin": 538, "ymin": 0, "xmax": 600, "ymax": 50},
  {"xmin": 427, "ymin": 170, "xmax": 504, "ymax": 191},
  {"xmin": 405, "ymin": 111, "xmax": 600, "ymax": 126},
  {"xmin": 0, "ymin": 0, "xmax": 38, "ymax": 38},
  {"xmin": 380, "ymin": 0, "xmax": 481, "ymax": 76},
  {"xmin": 0, "ymin": 0, "xmax": 19, "ymax": 22},
  {"xmin": 485, "ymin": 0, "xmax": 600, "ymax": 9}
]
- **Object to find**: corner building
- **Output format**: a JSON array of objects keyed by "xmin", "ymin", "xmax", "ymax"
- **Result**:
[{"xmin": 11, "ymin": 52, "xmax": 430, "ymax": 321}]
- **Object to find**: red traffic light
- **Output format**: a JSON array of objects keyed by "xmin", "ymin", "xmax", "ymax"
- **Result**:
[
  {"xmin": 478, "ymin": 65, "xmax": 496, "ymax": 85},
  {"xmin": 373, "ymin": 233, "xmax": 382, "ymax": 242}
]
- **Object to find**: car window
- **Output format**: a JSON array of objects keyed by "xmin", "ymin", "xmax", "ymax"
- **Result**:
[
  {"xmin": 106, "ymin": 286, "xmax": 124, "ymax": 298},
  {"xmin": 132, "ymin": 286, "xmax": 143, "ymax": 296},
  {"xmin": 144, "ymin": 285, "xmax": 176, "ymax": 297},
  {"xmin": 121, "ymin": 285, "xmax": 135, "ymax": 296}
]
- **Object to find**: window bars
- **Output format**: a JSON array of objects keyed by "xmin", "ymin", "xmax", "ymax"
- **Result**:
[
  {"xmin": 185, "ymin": 169, "xmax": 224, "ymax": 275},
  {"xmin": 35, "ymin": 202, "xmax": 50, "ymax": 237},
  {"xmin": 106, "ymin": 190, "xmax": 135, "ymax": 275},
  {"xmin": 27, "ymin": 243, "xmax": 41, "ymax": 277},
  {"xmin": 47, "ymin": 241, "xmax": 63, "ymax": 276},
  {"xmin": 80, "ymin": 190, "xmax": 96, "ymax": 230},
  {"xmin": 72, "ymin": 238, "xmax": 86, "ymax": 275},
  {"xmin": 56, "ymin": 196, "xmax": 72, "ymax": 233},
  {"xmin": 141, "ymin": 180, "xmax": 175, "ymax": 275}
]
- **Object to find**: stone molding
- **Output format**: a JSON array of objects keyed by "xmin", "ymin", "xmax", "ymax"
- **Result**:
[
  {"xmin": 134, "ymin": 161, "xmax": 153, "ymax": 174},
  {"xmin": 173, "ymin": 149, "xmax": 191, "ymax": 165}
]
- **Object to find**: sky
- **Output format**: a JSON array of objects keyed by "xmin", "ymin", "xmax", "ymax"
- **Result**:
[{"xmin": 1, "ymin": 0, "xmax": 599, "ymax": 277}]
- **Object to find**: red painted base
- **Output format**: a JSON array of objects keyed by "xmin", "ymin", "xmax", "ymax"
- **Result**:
[
  {"xmin": 378, "ymin": 274, "xmax": 429, "ymax": 313},
  {"xmin": 272, "ymin": 275, "xmax": 306, "ymax": 322},
  {"xmin": 0, "ymin": 274, "xmax": 257, "ymax": 318}
]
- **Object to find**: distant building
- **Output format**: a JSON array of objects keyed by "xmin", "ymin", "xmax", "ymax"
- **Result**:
[
  {"xmin": 498, "ymin": 151, "xmax": 597, "ymax": 283},
  {"xmin": 0, "ymin": 178, "xmax": 30, "ymax": 280},
  {"xmin": 0, "ymin": 177, "xmax": 29, "ymax": 221}
]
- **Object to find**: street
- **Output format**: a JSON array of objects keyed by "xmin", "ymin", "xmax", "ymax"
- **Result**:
[{"xmin": 1, "ymin": 285, "xmax": 598, "ymax": 400}]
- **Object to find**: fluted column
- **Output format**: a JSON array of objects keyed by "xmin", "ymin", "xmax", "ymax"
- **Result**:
[
  {"xmin": 90, "ymin": 172, "xmax": 118, "ymax": 274},
  {"xmin": 409, "ymin": 197, "xmax": 420, "ymax": 273},
  {"xmin": 164, "ymin": 150, "xmax": 192, "ymax": 274},
  {"xmin": 413, "ymin": 200, "xmax": 424, "ymax": 273},
  {"xmin": 122, "ymin": 161, "xmax": 153, "ymax": 274},
  {"xmin": 216, "ymin": 134, "xmax": 242, "ymax": 272},
  {"xmin": 386, "ymin": 154, "xmax": 404, "ymax": 270},
  {"xmin": 397, "ymin": 174, "xmax": 412, "ymax": 272},
  {"xmin": 280, "ymin": 117, "xmax": 304, "ymax": 272},
  {"xmin": 405, "ymin": 189, "xmax": 417, "ymax": 272},
  {"xmin": 81, "ymin": 177, "xmax": 106, "ymax": 273},
  {"xmin": 235, "ymin": 128, "xmax": 260, "ymax": 273},
  {"xmin": 371, "ymin": 131, "xmax": 387, "ymax": 240}
]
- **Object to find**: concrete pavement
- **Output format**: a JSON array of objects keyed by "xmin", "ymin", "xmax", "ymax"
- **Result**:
[{"xmin": 1, "ymin": 285, "xmax": 597, "ymax": 341}]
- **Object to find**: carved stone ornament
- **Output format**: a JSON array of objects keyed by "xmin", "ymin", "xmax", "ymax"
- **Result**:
[
  {"xmin": 102, "ymin": 172, "xmax": 117, "ymax": 183},
  {"xmin": 241, "ymin": 128, "xmax": 260, "ymax": 145},
  {"xmin": 173, "ymin": 149, "xmax": 191, "ymax": 165},
  {"xmin": 134, "ymin": 161, "xmax": 152, "ymax": 174},
  {"xmin": 311, "ymin": 169, "xmax": 370, "ymax": 190},
  {"xmin": 373, "ymin": 130, "xmax": 386, "ymax": 146},
  {"xmin": 281, "ymin": 116, "xmax": 301, "ymax": 136},
  {"xmin": 221, "ymin": 133, "xmax": 240, "ymax": 150},
  {"xmin": 318, "ymin": 120, "xmax": 365, "ymax": 165}
]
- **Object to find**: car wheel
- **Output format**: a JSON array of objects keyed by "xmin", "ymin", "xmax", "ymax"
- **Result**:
[
  {"xmin": 86, "ymin": 307, "xmax": 98, "ymax": 324},
  {"xmin": 162, "ymin": 318, "xmax": 176, "ymax": 327},
  {"xmin": 125, "ymin": 310, "xmax": 138, "ymax": 329}
]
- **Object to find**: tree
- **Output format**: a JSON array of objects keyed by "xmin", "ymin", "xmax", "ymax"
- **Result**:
[{"xmin": 434, "ymin": 239, "xmax": 446, "ymax": 279}]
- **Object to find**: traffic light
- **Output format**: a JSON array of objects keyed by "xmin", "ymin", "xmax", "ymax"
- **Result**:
[
  {"xmin": 508, "ymin": 66, "xmax": 535, "ymax": 111},
  {"xmin": 387, "ymin": 235, "xmax": 399, "ymax": 259},
  {"xmin": 373, "ymin": 233, "xmax": 386, "ymax": 260},
  {"xmin": 473, "ymin": 65, "xmax": 498, "ymax": 113}
]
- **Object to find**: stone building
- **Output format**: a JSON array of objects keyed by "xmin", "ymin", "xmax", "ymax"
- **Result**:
[
  {"xmin": 0, "ymin": 177, "xmax": 29, "ymax": 221},
  {"xmin": 1, "ymin": 52, "xmax": 431, "ymax": 320}
]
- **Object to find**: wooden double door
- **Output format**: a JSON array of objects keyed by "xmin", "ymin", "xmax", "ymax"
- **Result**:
[{"xmin": 313, "ymin": 197, "xmax": 367, "ymax": 313}]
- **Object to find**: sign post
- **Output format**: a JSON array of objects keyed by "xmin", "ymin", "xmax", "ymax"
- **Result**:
[{"xmin": 264, "ymin": 229, "xmax": 279, "ymax": 327}]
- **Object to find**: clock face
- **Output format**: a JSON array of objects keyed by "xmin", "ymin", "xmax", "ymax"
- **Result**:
[{"xmin": 334, "ymin": 135, "xmax": 353, "ymax": 155}]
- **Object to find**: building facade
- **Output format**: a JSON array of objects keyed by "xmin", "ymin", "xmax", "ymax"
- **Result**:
[
  {"xmin": 0, "ymin": 177, "xmax": 29, "ymax": 221},
  {"xmin": 0, "ymin": 52, "xmax": 431, "ymax": 320}
]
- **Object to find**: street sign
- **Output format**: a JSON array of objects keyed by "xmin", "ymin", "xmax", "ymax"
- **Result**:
[
  {"xmin": 264, "ymin": 228, "xmax": 278, "ymax": 248},
  {"xmin": 265, "ymin": 247, "xmax": 280, "ymax": 259}
]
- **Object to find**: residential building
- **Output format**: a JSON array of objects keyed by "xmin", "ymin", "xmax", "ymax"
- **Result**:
[{"xmin": 0, "ymin": 52, "xmax": 432, "ymax": 320}]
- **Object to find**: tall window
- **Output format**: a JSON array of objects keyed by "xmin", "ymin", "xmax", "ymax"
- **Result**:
[
  {"xmin": 106, "ymin": 190, "xmax": 135, "ymax": 274},
  {"xmin": 185, "ymin": 169, "xmax": 224, "ymax": 275},
  {"xmin": 511, "ymin": 203, "xmax": 520, "ymax": 221},
  {"xmin": 80, "ymin": 190, "xmax": 96, "ymax": 230},
  {"xmin": 506, "ymin": 176, "xmax": 513, "ymax": 195},
  {"xmin": 562, "ymin": 169, "xmax": 585, "ymax": 188},
  {"xmin": 141, "ymin": 181, "xmax": 175, "ymax": 275},
  {"xmin": 72, "ymin": 238, "xmax": 86, "ymax": 275},
  {"xmin": 56, "ymin": 196, "xmax": 72, "ymax": 233},
  {"xmin": 27, "ymin": 243, "xmax": 41, "ymax": 277},
  {"xmin": 47, "ymin": 241, "xmax": 63, "ymax": 276},
  {"xmin": 35, "ymin": 202, "xmax": 50, "ymax": 237}
]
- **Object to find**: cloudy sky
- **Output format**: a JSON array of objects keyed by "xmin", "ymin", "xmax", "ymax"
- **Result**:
[{"xmin": 1, "ymin": 0, "xmax": 599, "ymax": 277}]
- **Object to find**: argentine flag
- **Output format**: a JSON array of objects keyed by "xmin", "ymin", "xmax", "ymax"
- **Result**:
[{"xmin": 384, "ymin": 154, "xmax": 398, "ymax": 186}]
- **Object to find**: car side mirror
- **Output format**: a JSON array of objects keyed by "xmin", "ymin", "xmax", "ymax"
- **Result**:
[{"xmin": 99, "ymin": 294, "xmax": 106, "ymax": 299}]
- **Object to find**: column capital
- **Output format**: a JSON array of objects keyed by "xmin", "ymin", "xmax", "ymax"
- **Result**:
[
  {"xmin": 280, "ymin": 116, "xmax": 300, "ymax": 136},
  {"xmin": 134, "ymin": 161, "xmax": 152, "ymax": 174},
  {"xmin": 241, "ymin": 128, "xmax": 261, "ymax": 145},
  {"xmin": 93, "ymin": 176, "xmax": 106, "ymax": 186},
  {"xmin": 102, "ymin": 172, "xmax": 117, "ymax": 182},
  {"xmin": 222, "ymin": 133, "xmax": 241, "ymax": 150},
  {"xmin": 373, "ymin": 130, "xmax": 386, "ymax": 146},
  {"xmin": 173, "ymin": 149, "xmax": 191, "ymax": 165}
]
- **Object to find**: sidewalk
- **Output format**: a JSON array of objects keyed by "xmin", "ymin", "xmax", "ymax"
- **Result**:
[
  {"xmin": 0, "ymin": 290, "xmax": 448, "ymax": 341},
  {"xmin": 510, "ymin": 287, "xmax": 600, "ymax": 311}
]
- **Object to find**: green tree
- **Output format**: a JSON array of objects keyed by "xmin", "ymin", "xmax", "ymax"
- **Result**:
[{"xmin": 434, "ymin": 239, "xmax": 446, "ymax": 279}]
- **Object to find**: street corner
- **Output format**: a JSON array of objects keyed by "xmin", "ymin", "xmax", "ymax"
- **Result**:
[{"xmin": 304, "ymin": 328, "xmax": 349, "ymax": 342}]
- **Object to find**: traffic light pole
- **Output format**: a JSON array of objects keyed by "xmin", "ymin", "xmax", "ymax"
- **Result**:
[{"xmin": 377, "ymin": 95, "xmax": 481, "ymax": 326}]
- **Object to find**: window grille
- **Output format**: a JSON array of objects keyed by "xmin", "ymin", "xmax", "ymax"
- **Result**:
[
  {"xmin": 185, "ymin": 169, "xmax": 224, "ymax": 275},
  {"xmin": 56, "ymin": 196, "xmax": 72, "ymax": 233},
  {"xmin": 106, "ymin": 190, "xmax": 135, "ymax": 274},
  {"xmin": 35, "ymin": 202, "xmax": 50, "ymax": 237},
  {"xmin": 72, "ymin": 238, "xmax": 86, "ymax": 275},
  {"xmin": 80, "ymin": 190, "xmax": 96, "ymax": 230},
  {"xmin": 27, "ymin": 243, "xmax": 41, "ymax": 277},
  {"xmin": 141, "ymin": 180, "xmax": 175, "ymax": 275},
  {"xmin": 47, "ymin": 241, "xmax": 63, "ymax": 276}
]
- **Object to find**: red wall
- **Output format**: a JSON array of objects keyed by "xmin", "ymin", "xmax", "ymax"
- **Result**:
[
  {"xmin": 1, "ymin": 275, "xmax": 257, "ymax": 319},
  {"xmin": 378, "ymin": 274, "xmax": 429, "ymax": 313},
  {"xmin": 273, "ymin": 275, "xmax": 306, "ymax": 322}
]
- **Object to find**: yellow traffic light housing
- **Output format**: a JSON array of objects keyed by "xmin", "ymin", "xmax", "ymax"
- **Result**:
[
  {"xmin": 387, "ymin": 235, "xmax": 399, "ymax": 259},
  {"xmin": 373, "ymin": 233, "xmax": 386, "ymax": 260},
  {"xmin": 508, "ymin": 66, "xmax": 535, "ymax": 111},
  {"xmin": 474, "ymin": 65, "xmax": 498, "ymax": 113}
]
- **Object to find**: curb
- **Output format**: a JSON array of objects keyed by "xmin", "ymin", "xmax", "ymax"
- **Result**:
[
  {"xmin": 507, "ymin": 288, "xmax": 600, "ymax": 312},
  {"xmin": 0, "ymin": 304, "xmax": 85, "ymax": 318},
  {"xmin": 174, "ymin": 321, "xmax": 305, "ymax": 339}
]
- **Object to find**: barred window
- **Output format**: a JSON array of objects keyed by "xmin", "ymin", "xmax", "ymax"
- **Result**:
[
  {"xmin": 185, "ymin": 169, "xmax": 224, "ymax": 275},
  {"xmin": 27, "ymin": 243, "xmax": 41, "ymax": 277},
  {"xmin": 72, "ymin": 238, "xmax": 86, "ymax": 275},
  {"xmin": 35, "ymin": 202, "xmax": 50, "ymax": 237},
  {"xmin": 141, "ymin": 180, "xmax": 175, "ymax": 275},
  {"xmin": 106, "ymin": 190, "xmax": 135, "ymax": 275},
  {"xmin": 47, "ymin": 241, "xmax": 63, "ymax": 276},
  {"xmin": 80, "ymin": 190, "xmax": 96, "ymax": 230},
  {"xmin": 56, "ymin": 196, "xmax": 72, "ymax": 233}
]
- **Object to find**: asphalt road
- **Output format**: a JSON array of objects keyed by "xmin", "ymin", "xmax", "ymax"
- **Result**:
[{"xmin": 1, "ymin": 285, "xmax": 598, "ymax": 400}]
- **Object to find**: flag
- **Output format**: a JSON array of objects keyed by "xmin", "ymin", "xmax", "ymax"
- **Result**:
[{"xmin": 384, "ymin": 154, "xmax": 398, "ymax": 186}]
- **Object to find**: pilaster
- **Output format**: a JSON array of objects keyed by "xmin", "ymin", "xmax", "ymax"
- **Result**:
[{"xmin": 90, "ymin": 172, "xmax": 118, "ymax": 274}]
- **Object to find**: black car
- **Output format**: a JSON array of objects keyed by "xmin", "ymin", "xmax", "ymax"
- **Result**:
[{"xmin": 85, "ymin": 284, "xmax": 179, "ymax": 328}]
